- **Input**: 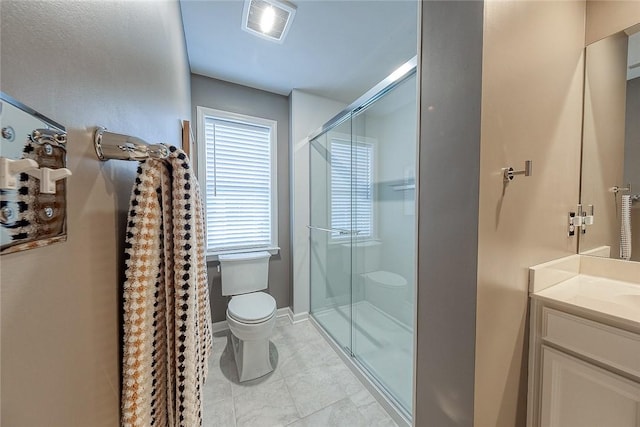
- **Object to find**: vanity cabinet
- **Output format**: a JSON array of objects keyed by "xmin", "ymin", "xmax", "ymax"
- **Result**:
[
  {"xmin": 528, "ymin": 302, "xmax": 640, "ymax": 427},
  {"xmin": 539, "ymin": 346, "xmax": 640, "ymax": 427}
]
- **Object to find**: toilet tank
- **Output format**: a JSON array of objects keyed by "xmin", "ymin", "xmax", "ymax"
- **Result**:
[{"xmin": 219, "ymin": 251, "xmax": 271, "ymax": 296}]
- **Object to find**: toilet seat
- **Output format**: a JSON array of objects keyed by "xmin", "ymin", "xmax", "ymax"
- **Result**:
[{"xmin": 228, "ymin": 292, "xmax": 276, "ymax": 324}]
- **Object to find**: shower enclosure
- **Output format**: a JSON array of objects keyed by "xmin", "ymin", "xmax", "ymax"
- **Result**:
[{"xmin": 308, "ymin": 58, "xmax": 417, "ymax": 420}]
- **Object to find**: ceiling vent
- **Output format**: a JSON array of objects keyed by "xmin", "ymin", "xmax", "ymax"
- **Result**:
[{"xmin": 242, "ymin": 0, "xmax": 296, "ymax": 44}]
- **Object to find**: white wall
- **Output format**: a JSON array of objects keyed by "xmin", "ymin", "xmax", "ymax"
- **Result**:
[
  {"xmin": 290, "ymin": 90, "xmax": 344, "ymax": 315},
  {"xmin": 355, "ymin": 81, "xmax": 418, "ymax": 326},
  {"xmin": 0, "ymin": 1, "xmax": 191, "ymax": 425},
  {"xmin": 370, "ymin": 97, "xmax": 417, "ymax": 289}
]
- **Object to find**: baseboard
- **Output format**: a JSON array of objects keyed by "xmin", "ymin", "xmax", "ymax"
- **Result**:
[
  {"xmin": 288, "ymin": 307, "xmax": 309, "ymax": 324},
  {"xmin": 211, "ymin": 320, "xmax": 229, "ymax": 334},
  {"xmin": 276, "ymin": 307, "xmax": 290, "ymax": 318},
  {"xmin": 212, "ymin": 306, "xmax": 295, "ymax": 332},
  {"xmin": 211, "ymin": 319, "xmax": 229, "ymax": 333}
]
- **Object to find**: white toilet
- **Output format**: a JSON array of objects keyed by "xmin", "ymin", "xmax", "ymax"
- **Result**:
[
  {"xmin": 218, "ymin": 251, "xmax": 276, "ymax": 382},
  {"xmin": 348, "ymin": 241, "xmax": 408, "ymax": 318},
  {"xmin": 361, "ymin": 270, "xmax": 408, "ymax": 319}
]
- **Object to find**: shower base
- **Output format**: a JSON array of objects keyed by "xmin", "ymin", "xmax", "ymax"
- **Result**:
[{"xmin": 311, "ymin": 300, "xmax": 413, "ymax": 426}]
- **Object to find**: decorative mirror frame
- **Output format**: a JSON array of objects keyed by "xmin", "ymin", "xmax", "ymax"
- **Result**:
[{"xmin": 0, "ymin": 92, "xmax": 70, "ymax": 255}]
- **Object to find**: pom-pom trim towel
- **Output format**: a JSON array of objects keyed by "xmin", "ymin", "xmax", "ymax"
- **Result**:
[{"xmin": 121, "ymin": 146, "xmax": 212, "ymax": 427}]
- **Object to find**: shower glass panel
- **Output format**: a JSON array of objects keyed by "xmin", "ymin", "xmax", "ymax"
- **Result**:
[
  {"xmin": 310, "ymin": 117, "xmax": 353, "ymax": 352},
  {"xmin": 351, "ymin": 73, "xmax": 416, "ymax": 413},
  {"xmin": 309, "ymin": 62, "xmax": 417, "ymax": 419}
]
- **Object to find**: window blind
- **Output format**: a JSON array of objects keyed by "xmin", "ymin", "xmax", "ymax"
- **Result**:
[
  {"xmin": 203, "ymin": 116, "xmax": 273, "ymax": 252},
  {"xmin": 330, "ymin": 139, "xmax": 374, "ymax": 240}
]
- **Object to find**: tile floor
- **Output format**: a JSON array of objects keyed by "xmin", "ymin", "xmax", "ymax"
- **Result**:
[
  {"xmin": 313, "ymin": 301, "xmax": 413, "ymax": 410},
  {"xmin": 202, "ymin": 316, "xmax": 399, "ymax": 427}
]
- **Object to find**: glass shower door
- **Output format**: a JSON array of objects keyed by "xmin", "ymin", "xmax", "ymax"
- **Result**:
[
  {"xmin": 309, "ymin": 65, "xmax": 418, "ymax": 420},
  {"xmin": 350, "ymin": 73, "xmax": 417, "ymax": 415},
  {"xmin": 309, "ymin": 117, "xmax": 353, "ymax": 352}
]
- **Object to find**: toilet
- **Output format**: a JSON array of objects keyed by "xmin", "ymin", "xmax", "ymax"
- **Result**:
[
  {"xmin": 347, "ymin": 241, "xmax": 408, "ymax": 318},
  {"xmin": 218, "ymin": 251, "xmax": 276, "ymax": 382},
  {"xmin": 361, "ymin": 270, "xmax": 408, "ymax": 320}
]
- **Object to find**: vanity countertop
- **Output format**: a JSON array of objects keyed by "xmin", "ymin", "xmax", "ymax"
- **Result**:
[
  {"xmin": 532, "ymin": 274, "xmax": 640, "ymax": 329},
  {"xmin": 529, "ymin": 254, "xmax": 640, "ymax": 331}
]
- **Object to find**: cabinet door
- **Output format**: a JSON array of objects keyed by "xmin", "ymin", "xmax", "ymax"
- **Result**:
[{"xmin": 540, "ymin": 346, "xmax": 640, "ymax": 427}]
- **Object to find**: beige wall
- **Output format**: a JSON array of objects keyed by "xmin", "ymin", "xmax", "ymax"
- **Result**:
[
  {"xmin": 586, "ymin": 1, "xmax": 640, "ymax": 45},
  {"xmin": 580, "ymin": 33, "xmax": 628, "ymax": 257},
  {"xmin": 0, "ymin": 1, "xmax": 191, "ymax": 426},
  {"xmin": 475, "ymin": 1, "xmax": 586, "ymax": 426}
]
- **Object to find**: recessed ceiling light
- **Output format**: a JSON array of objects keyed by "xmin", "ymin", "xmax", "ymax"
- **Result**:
[{"xmin": 242, "ymin": 0, "xmax": 296, "ymax": 44}]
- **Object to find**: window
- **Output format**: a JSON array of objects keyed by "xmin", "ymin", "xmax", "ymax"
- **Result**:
[
  {"xmin": 196, "ymin": 107, "xmax": 278, "ymax": 256},
  {"xmin": 330, "ymin": 138, "xmax": 374, "ymax": 240}
]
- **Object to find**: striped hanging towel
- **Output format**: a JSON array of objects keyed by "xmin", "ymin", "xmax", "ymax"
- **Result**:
[
  {"xmin": 620, "ymin": 194, "xmax": 632, "ymax": 260},
  {"xmin": 121, "ymin": 146, "xmax": 212, "ymax": 427}
]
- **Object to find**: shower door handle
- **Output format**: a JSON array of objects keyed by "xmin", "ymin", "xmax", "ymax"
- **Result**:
[{"xmin": 306, "ymin": 225, "xmax": 358, "ymax": 236}]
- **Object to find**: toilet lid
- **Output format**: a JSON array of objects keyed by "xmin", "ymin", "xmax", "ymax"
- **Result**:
[
  {"xmin": 362, "ymin": 271, "xmax": 407, "ymax": 287},
  {"xmin": 228, "ymin": 292, "xmax": 276, "ymax": 323}
]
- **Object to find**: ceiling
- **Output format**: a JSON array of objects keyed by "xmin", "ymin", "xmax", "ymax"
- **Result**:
[{"xmin": 180, "ymin": 0, "xmax": 418, "ymax": 104}]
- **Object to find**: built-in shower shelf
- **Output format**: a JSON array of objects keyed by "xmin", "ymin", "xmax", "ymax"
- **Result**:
[{"xmin": 390, "ymin": 184, "xmax": 415, "ymax": 191}]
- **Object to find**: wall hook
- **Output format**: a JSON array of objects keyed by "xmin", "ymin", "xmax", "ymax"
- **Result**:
[
  {"xmin": 503, "ymin": 160, "xmax": 532, "ymax": 183},
  {"xmin": 25, "ymin": 167, "xmax": 72, "ymax": 194},
  {"xmin": 0, "ymin": 157, "xmax": 39, "ymax": 190},
  {"xmin": 608, "ymin": 184, "xmax": 631, "ymax": 194}
]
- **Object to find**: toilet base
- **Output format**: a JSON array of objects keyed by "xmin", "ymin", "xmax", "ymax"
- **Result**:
[{"xmin": 231, "ymin": 333, "xmax": 274, "ymax": 382}]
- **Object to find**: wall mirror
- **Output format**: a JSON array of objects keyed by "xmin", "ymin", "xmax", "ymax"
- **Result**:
[
  {"xmin": 0, "ymin": 92, "xmax": 69, "ymax": 255},
  {"xmin": 579, "ymin": 23, "xmax": 640, "ymax": 262}
]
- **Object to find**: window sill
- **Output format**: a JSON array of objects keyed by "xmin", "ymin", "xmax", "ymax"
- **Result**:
[{"xmin": 206, "ymin": 246, "xmax": 280, "ymax": 263}]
